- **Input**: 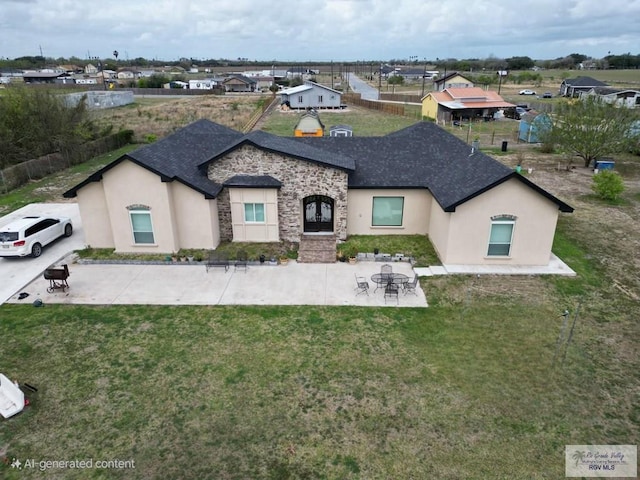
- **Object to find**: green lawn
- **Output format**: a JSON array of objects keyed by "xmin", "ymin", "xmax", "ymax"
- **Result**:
[
  {"xmin": 1, "ymin": 223, "xmax": 638, "ymax": 479},
  {"xmin": 0, "ymin": 297, "xmax": 624, "ymax": 480},
  {"xmin": 0, "ymin": 86, "xmax": 638, "ymax": 479},
  {"xmin": 261, "ymin": 107, "xmax": 418, "ymax": 137}
]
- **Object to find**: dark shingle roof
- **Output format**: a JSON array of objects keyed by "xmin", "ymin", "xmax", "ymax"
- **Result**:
[
  {"xmin": 64, "ymin": 119, "xmax": 241, "ymax": 198},
  {"xmin": 564, "ymin": 76, "xmax": 608, "ymax": 87},
  {"xmin": 223, "ymin": 175, "xmax": 282, "ymax": 188},
  {"xmin": 198, "ymin": 130, "xmax": 356, "ymax": 172},
  {"xmin": 295, "ymin": 122, "xmax": 572, "ymax": 212},
  {"xmin": 65, "ymin": 119, "xmax": 572, "ymax": 213}
]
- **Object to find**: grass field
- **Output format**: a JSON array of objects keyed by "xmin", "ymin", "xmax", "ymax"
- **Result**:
[{"xmin": 1, "ymin": 90, "xmax": 639, "ymax": 479}]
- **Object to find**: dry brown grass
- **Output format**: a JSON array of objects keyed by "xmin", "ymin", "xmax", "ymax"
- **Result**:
[{"xmin": 90, "ymin": 95, "xmax": 265, "ymax": 142}]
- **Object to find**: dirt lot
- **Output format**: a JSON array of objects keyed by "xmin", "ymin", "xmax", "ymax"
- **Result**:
[{"xmin": 91, "ymin": 94, "xmax": 266, "ymax": 141}]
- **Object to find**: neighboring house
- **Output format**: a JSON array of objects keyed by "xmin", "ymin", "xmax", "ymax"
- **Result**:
[
  {"xmin": 294, "ymin": 111, "xmax": 325, "ymax": 137},
  {"xmin": 222, "ymin": 75, "xmax": 256, "ymax": 92},
  {"xmin": 253, "ymin": 76, "xmax": 275, "ymax": 91},
  {"xmin": 73, "ymin": 77, "xmax": 99, "ymax": 85},
  {"xmin": 189, "ymin": 79, "xmax": 216, "ymax": 90},
  {"xmin": 392, "ymin": 68, "xmax": 428, "ymax": 82},
  {"xmin": 117, "ymin": 69, "xmax": 138, "ymax": 80},
  {"xmin": 518, "ymin": 112, "xmax": 551, "ymax": 143},
  {"xmin": 285, "ymin": 67, "xmax": 319, "ymax": 79},
  {"xmin": 422, "ymin": 87, "xmax": 515, "ymax": 123},
  {"xmin": 582, "ymin": 87, "xmax": 640, "ymax": 108},
  {"xmin": 279, "ymin": 81, "xmax": 342, "ymax": 109},
  {"xmin": 559, "ymin": 76, "xmax": 608, "ymax": 97},
  {"xmin": 64, "ymin": 119, "xmax": 573, "ymax": 267},
  {"xmin": 22, "ymin": 71, "xmax": 66, "ymax": 84},
  {"xmin": 84, "ymin": 64, "xmax": 98, "ymax": 74},
  {"xmin": 433, "ymin": 72, "xmax": 474, "ymax": 91}
]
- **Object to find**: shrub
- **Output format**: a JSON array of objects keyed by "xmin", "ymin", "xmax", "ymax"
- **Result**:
[{"xmin": 591, "ymin": 170, "xmax": 625, "ymax": 201}]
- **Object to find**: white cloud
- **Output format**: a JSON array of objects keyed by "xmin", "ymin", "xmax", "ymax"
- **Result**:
[{"xmin": 1, "ymin": 0, "xmax": 638, "ymax": 61}]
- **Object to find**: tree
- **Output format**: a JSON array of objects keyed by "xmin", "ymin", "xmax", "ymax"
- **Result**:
[
  {"xmin": 0, "ymin": 87, "xmax": 95, "ymax": 168},
  {"xmin": 543, "ymin": 97, "xmax": 640, "ymax": 168},
  {"xmin": 592, "ymin": 170, "xmax": 625, "ymax": 201}
]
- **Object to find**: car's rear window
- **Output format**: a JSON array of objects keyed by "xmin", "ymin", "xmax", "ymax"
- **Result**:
[{"xmin": 0, "ymin": 232, "xmax": 19, "ymax": 242}]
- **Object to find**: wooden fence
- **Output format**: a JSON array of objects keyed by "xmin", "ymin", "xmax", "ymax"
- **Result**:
[{"xmin": 343, "ymin": 93, "xmax": 406, "ymax": 116}]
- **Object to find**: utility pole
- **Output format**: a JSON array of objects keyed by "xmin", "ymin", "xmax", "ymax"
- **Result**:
[
  {"xmin": 378, "ymin": 63, "xmax": 382, "ymax": 100},
  {"xmin": 421, "ymin": 59, "xmax": 428, "ymax": 97}
]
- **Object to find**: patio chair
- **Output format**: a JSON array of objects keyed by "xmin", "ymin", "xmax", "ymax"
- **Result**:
[
  {"xmin": 354, "ymin": 274, "xmax": 370, "ymax": 296},
  {"xmin": 384, "ymin": 283, "xmax": 399, "ymax": 304},
  {"xmin": 380, "ymin": 264, "xmax": 393, "ymax": 275},
  {"xmin": 234, "ymin": 250, "xmax": 248, "ymax": 272},
  {"xmin": 403, "ymin": 274, "xmax": 419, "ymax": 295}
]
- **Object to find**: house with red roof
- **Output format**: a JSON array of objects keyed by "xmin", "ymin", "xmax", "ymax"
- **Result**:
[{"xmin": 421, "ymin": 87, "xmax": 515, "ymax": 123}]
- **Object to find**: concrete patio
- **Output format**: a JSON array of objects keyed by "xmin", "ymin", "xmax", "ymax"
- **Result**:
[{"xmin": 8, "ymin": 257, "xmax": 428, "ymax": 308}]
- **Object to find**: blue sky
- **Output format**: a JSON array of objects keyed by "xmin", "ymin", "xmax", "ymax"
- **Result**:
[{"xmin": 1, "ymin": 0, "xmax": 638, "ymax": 62}]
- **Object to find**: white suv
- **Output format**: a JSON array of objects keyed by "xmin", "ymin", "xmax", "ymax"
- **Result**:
[{"xmin": 0, "ymin": 216, "xmax": 73, "ymax": 258}]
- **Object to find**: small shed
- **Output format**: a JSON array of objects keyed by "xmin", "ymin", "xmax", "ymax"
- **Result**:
[
  {"xmin": 294, "ymin": 111, "xmax": 325, "ymax": 137},
  {"xmin": 518, "ymin": 112, "xmax": 551, "ymax": 143},
  {"xmin": 329, "ymin": 125, "xmax": 353, "ymax": 137}
]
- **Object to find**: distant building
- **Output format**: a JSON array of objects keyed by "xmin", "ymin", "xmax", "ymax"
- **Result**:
[{"xmin": 279, "ymin": 81, "xmax": 342, "ymax": 109}]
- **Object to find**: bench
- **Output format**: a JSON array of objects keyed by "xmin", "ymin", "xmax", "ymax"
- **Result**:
[{"xmin": 205, "ymin": 252, "xmax": 229, "ymax": 272}]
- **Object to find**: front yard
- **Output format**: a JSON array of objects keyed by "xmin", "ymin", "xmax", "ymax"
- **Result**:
[{"xmin": 0, "ymin": 97, "xmax": 639, "ymax": 479}]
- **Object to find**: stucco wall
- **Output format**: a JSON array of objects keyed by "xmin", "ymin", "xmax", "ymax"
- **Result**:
[
  {"xmin": 77, "ymin": 182, "xmax": 114, "ymax": 248},
  {"xmin": 229, "ymin": 188, "xmax": 279, "ymax": 242},
  {"xmin": 347, "ymin": 189, "xmax": 432, "ymax": 235},
  {"xmin": 438, "ymin": 178, "xmax": 560, "ymax": 265},
  {"xmin": 207, "ymin": 145, "xmax": 349, "ymax": 242},
  {"xmin": 170, "ymin": 180, "xmax": 220, "ymax": 249},
  {"xmin": 427, "ymin": 200, "xmax": 452, "ymax": 262},
  {"xmin": 93, "ymin": 160, "xmax": 218, "ymax": 253},
  {"xmin": 101, "ymin": 161, "xmax": 178, "ymax": 253}
]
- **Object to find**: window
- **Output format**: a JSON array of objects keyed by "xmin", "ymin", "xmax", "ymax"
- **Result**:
[
  {"xmin": 244, "ymin": 203, "xmax": 265, "ymax": 223},
  {"xmin": 130, "ymin": 210, "xmax": 155, "ymax": 244},
  {"xmin": 372, "ymin": 197, "xmax": 404, "ymax": 226},
  {"xmin": 297, "ymin": 95, "xmax": 303, "ymax": 104},
  {"xmin": 318, "ymin": 95, "xmax": 323, "ymax": 103},
  {"xmin": 487, "ymin": 220, "xmax": 514, "ymax": 256}
]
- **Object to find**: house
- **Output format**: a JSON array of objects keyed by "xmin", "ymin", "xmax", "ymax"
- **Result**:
[
  {"xmin": 518, "ymin": 112, "xmax": 551, "ymax": 143},
  {"xmin": 559, "ymin": 76, "xmax": 608, "ymax": 97},
  {"xmin": 117, "ymin": 69, "xmax": 139, "ymax": 80},
  {"xmin": 279, "ymin": 81, "xmax": 342, "ymax": 109},
  {"xmin": 64, "ymin": 120, "xmax": 573, "ymax": 267},
  {"xmin": 422, "ymin": 87, "xmax": 515, "ymax": 123},
  {"xmin": 582, "ymin": 87, "xmax": 640, "ymax": 108},
  {"xmin": 22, "ymin": 71, "xmax": 66, "ymax": 84},
  {"xmin": 222, "ymin": 75, "xmax": 256, "ymax": 92},
  {"xmin": 188, "ymin": 79, "xmax": 216, "ymax": 90},
  {"xmin": 433, "ymin": 72, "xmax": 474, "ymax": 91},
  {"xmin": 84, "ymin": 64, "xmax": 98, "ymax": 74},
  {"xmin": 294, "ymin": 111, "xmax": 325, "ymax": 137}
]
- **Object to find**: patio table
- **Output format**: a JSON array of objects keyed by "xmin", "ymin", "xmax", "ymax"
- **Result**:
[{"xmin": 371, "ymin": 273, "xmax": 409, "ymax": 292}]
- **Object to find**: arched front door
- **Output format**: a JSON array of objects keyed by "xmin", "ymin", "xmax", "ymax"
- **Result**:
[{"xmin": 303, "ymin": 195, "xmax": 334, "ymax": 232}]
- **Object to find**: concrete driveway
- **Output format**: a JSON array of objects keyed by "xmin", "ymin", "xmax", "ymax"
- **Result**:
[
  {"xmin": 0, "ymin": 203, "xmax": 84, "ymax": 304},
  {"xmin": 9, "ymin": 258, "xmax": 428, "ymax": 308}
]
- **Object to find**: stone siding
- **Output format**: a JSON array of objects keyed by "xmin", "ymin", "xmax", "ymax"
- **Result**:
[{"xmin": 208, "ymin": 145, "xmax": 349, "ymax": 242}]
